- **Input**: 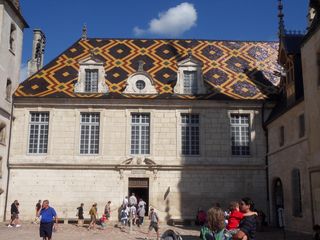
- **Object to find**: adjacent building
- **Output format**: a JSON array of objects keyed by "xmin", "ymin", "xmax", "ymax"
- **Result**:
[{"xmin": 0, "ymin": 0, "xmax": 27, "ymax": 220}]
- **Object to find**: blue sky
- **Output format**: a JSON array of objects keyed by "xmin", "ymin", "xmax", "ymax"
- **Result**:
[{"xmin": 20, "ymin": 0, "xmax": 308, "ymax": 66}]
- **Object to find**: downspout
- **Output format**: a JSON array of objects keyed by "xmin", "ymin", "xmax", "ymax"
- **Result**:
[
  {"xmin": 3, "ymin": 98, "xmax": 14, "ymax": 221},
  {"xmin": 262, "ymin": 101, "xmax": 270, "ymax": 223}
]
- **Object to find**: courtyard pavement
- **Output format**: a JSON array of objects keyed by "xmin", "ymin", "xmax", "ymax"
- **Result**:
[{"xmin": 0, "ymin": 221, "xmax": 313, "ymax": 240}]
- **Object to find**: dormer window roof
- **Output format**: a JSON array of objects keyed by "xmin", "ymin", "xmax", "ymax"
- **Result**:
[
  {"xmin": 74, "ymin": 53, "xmax": 109, "ymax": 94},
  {"xmin": 174, "ymin": 51, "xmax": 206, "ymax": 95}
]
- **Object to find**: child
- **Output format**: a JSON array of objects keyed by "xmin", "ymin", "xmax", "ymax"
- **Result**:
[
  {"xmin": 120, "ymin": 207, "xmax": 128, "ymax": 226},
  {"xmin": 226, "ymin": 201, "xmax": 257, "ymax": 238},
  {"xmin": 100, "ymin": 214, "xmax": 107, "ymax": 229}
]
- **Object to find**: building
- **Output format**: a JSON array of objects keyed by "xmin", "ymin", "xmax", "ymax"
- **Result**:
[
  {"xmin": 301, "ymin": 0, "xmax": 320, "ymax": 230},
  {"xmin": 0, "ymin": 0, "xmax": 27, "ymax": 221},
  {"xmin": 266, "ymin": 0, "xmax": 320, "ymax": 234},
  {"xmin": 7, "ymin": 33, "xmax": 280, "ymax": 221}
]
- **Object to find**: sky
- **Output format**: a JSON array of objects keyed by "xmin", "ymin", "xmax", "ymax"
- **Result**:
[{"xmin": 19, "ymin": 0, "xmax": 308, "ymax": 70}]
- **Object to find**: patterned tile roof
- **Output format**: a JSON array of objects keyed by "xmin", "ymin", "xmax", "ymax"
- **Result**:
[{"xmin": 15, "ymin": 38, "xmax": 280, "ymax": 100}]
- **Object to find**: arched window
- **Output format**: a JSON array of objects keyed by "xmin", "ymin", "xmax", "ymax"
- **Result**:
[
  {"xmin": 6, "ymin": 79, "xmax": 12, "ymax": 101},
  {"xmin": 292, "ymin": 168, "xmax": 302, "ymax": 217},
  {"xmin": 9, "ymin": 23, "xmax": 16, "ymax": 52}
]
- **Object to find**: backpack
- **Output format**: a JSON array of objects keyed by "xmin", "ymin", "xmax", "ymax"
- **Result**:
[{"xmin": 200, "ymin": 226, "xmax": 232, "ymax": 240}]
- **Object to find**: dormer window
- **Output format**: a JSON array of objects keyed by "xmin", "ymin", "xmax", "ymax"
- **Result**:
[
  {"xmin": 85, "ymin": 69, "xmax": 98, "ymax": 92},
  {"xmin": 174, "ymin": 51, "xmax": 206, "ymax": 95},
  {"xmin": 74, "ymin": 54, "xmax": 109, "ymax": 94},
  {"xmin": 123, "ymin": 60, "xmax": 157, "ymax": 94}
]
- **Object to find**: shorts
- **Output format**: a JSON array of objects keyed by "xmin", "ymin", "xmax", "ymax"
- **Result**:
[
  {"xmin": 149, "ymin": 222, "xmax": 159, "ymax": 232},
  {"xmin": 11, "ymin": 213, "xmax": 19, "ymax": 221},
  {"xmin": 40, "ymin": 222, "xmax": 54, "ymax": 238},
  {"xmin": 90, "ymin": 215, "xmax": 96, "ymax": 223}
]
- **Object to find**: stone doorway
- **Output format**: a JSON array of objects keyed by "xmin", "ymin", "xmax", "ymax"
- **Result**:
[{"xmin": 128, "ymin": 178, "xmax": 149, "ymax": 215}]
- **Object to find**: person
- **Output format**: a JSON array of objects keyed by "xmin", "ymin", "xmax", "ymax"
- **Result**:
[
  {"xmin": 202, "ymin": 207, "xmax": 231, "ymax": 240},
  {"xmin": 76, "ymin": 203, "xmax": 84, "ymax": 227},
  {"xmin": 123, "ymin": 196, "xmax": 128, "ymax": 208},
  {"xmin": 147, "ymin": 207, "xmax": 160, "ymax": 240},
  {"xmin": 138, "ymin": 198, "xmax": 146, "ymax": 208},
  {"xmin": 129, "ymin": 204, "xmax": 137, "ymax": 226},
  {"xmin": 227, "ymin": 201, "xmax": 257, "ymax": 237},
  {"xmin": 9, "ymin": 200, "xmax": 20, "ymax": 227},
  {"xmin": 196, "ymin": 208, "xmax": 207, "ymax": 226},
  {"xmin": 137, "ymin": 203, "xmax": 146, "ymax": 227},
  {"xmin": 129, "ymin": 193, "xmax": 137, "ymax": 206},
  {"xmin": 104, "ymin": 201, "xmax": 111, "ymax": 220},
  {"xmin": 233, "ymin": 198, "xmax": 257, "ymax": 240},
  {"xmin": 33, "ymin": 200, "xmax": 42, "ymax": 224},
  {"xmin": 39, "ymin": 200, "xmax": 58, "ymax": 240},
  {"xmin": 120, "ymin": 206, "xmax": 128, "ymax": 226},
  {"xmin": 88, "ymin": 203, "xmax": 98, "ymax": 230},
  {"xmin": 99, "ymin": 214, "xmax": 107, "ymax": 229}
]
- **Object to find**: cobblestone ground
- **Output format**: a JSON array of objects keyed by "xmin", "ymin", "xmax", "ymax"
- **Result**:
[{"xmin": 0, "ymin": 222, "xmax": 313, "ymax": 240}]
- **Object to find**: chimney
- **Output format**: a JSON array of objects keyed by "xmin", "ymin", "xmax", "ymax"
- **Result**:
[{"xmin": 27, "ymin": 29, "xmax": 46, "ymax": 77}]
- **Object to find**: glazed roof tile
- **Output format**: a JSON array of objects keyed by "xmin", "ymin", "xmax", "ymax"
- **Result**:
[{"xmin": 15, "ymin": 38, "xmax": 280, "ymax": 100}]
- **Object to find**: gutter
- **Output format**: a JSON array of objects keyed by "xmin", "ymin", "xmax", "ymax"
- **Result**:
[{"xmin": 3, "ymin": 98, "xmax": 14, "ymax": 221}]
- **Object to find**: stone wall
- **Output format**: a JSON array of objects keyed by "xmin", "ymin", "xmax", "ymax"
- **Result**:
[
  {"xmin": 8, "ymin": 101, "xmax": 268, "ymax": 220},
  {"xmin": 267, "ymin": 101, "xmax": 313, "ymax": 233}
]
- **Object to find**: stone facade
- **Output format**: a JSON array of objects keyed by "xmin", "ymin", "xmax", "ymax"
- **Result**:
[
  {"xmin": 7, "ymin": 99, "xmax": 269, "ymax": 221},
  {"xmin": 267, "ymin": 102, "xmax": 313, "ymax": 233},
  {"xmin": 301, "ymin": 18, "xmax": 320, "ymax": 227},
  {"xmin": 0, "ymin": 0, "xmax": 27, "ymax": 221}
]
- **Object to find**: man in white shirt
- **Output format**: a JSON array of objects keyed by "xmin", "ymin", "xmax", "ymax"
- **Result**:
[{"xmin": 129, "ymin": 193, "xmax": 137, "ymax": 206}]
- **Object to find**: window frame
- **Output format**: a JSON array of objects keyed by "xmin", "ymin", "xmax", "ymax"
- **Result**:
[
  {"xmin": 130, "ymin": 113, "xmax": 150, "ymax": 155},
  {"xmin": 79, "ymin": 112, "xmax": 100, "ymax": 155},
  {"xmin": 84, "ymin": 69, "xmax": 99, "ymax": 93},
  {"xmin": 27, "ymin": 112, "xmax": 50, "ymax": 154},
  {"xmin": 181, "ymin": 113, "xmax": 200, "ymax": 156},
  {"xmin": 230, "ymin": 114, "xmax": 251, "ymax": 156},
  {"xmin": 183, "ymin": 71, "xmax": 198, "ymax": 94}
]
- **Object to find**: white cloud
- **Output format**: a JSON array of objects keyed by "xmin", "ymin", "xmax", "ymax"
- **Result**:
[
  {"xmin": 19, "ymin": 63, "xmax": 28, "ymax": 82},
  {"xmin": 134, "ymin": 2, "xmax": 197, "ymax": 37}
]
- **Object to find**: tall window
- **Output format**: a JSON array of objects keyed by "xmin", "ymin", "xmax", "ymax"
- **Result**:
[
  {"xmin": 9, "ymin": 23, "xmax": 16, "ymax": 52},
  {"xmin": 181, "ymin": 114, "xmax": 200, "ymax": 155},
  {"xmin": 292, "ymin": 168, "xmax": 302, "ymax": 217},
  {"xmin": 85, "ymin": 69, "xmax": 98, "ymax": 92},
  {"xmin": 279, "ymin": 126, "xmax": 285, "ymax": 147},
  {"xmin": 28, "ymin": 112, "xmax": 49, "ymax": 154},
  {"xmin": 6, "ymin": 79, "xmax": 12, "ymax": 101},
  {"xmin": 80, "ymin": 113, "xmax": 100, "ymax": 154},
  {"xmin": 0, "ymin": 122, "xmax": 6, "ymax": 145},
  {"xmin": 298, "ymin": 114, "xmax": 305, "ymax": 138},
  {"xmin": 131, "ymin": 114, "xmax": 150, "ymax": 155},
  {"xmin": 183, "ymin": 71, "xmax": 197, "ymax": 94},
  {"xmin": 230, "ymin": 114, "xmax": 250, "ymax": 155}
]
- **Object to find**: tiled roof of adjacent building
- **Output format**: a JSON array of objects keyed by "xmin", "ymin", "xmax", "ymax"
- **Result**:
[{"xmin": 15, "ymin": 38, "xmax": 280, "ymax": 100}]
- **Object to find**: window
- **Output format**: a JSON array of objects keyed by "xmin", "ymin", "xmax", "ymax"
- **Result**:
[
  {"xmin": 85, "ymin": 69, "xmax": 98, "ymax": 92},
  {"xmin": 80, "ymin": 113, "xmax": 100, "ymax": 154},
  {"xmin": 183, "ymin": 71, "xmax": 197, "ymax": 94},
  {"xmin": 0, "ymin": 122, "xmax": 6, "ymax": 145},
  {"xmin": 136, "ymin": 80, "xmax": 146, "ymax": 90},
  {"xmin": 9, "ymin": 24, "xmax": 16, "ymax": 52},
  {"xmin": 6, "ymin": 79, "xmax": 12, "ymax": 101},
  {"xmin": 230, "ymin": 114, "xmax": 250, "ymax": 155},
  {"xmin": 181, "ymin": 114, "xmax": 200, "ymax": 155},
  {"xmin": 131, "ymin": 114, "xmax": 150, "ymax": 155},
  {"xmin": 28, "ymin": 112, "xmax": 49, "ymax": 154},
  {"xmin": 292, "ymin": 168, "xmax": 303, "ymax": 217},
  {"xmin": 279, "ymin": 126, "xmax": 285, "ymax": 147},
  {"xmin": 299, "ymin": 114, "xmax": 305, "ymax": 138}
]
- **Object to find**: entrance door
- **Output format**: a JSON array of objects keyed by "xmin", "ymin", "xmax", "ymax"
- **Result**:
[{"xmin": 128, "ymin": 178, "xmax": 149, "ymax": 215}]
